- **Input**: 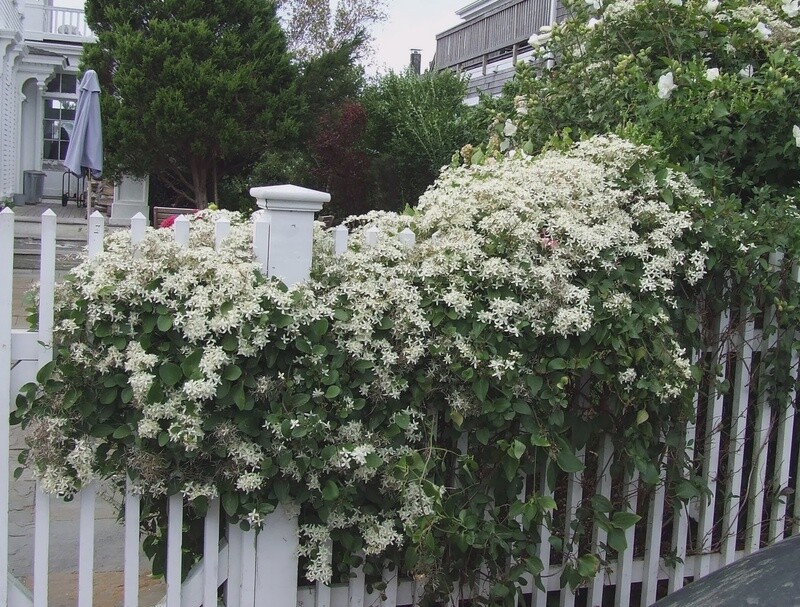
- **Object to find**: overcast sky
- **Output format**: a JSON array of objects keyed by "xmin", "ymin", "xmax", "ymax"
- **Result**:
[{"xmin": 56, "ymin": 0, "xmax": 468, "ymax": 74}]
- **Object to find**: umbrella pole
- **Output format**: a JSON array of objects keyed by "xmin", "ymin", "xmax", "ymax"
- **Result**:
[{"xmin": 86, "ymin": 172, "xmax": 93, "ymax": 219}]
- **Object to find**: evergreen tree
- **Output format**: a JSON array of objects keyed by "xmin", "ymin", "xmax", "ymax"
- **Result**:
[{"xmin": 84, "ymin": 0, "xmax": 298, "ymax": 208}]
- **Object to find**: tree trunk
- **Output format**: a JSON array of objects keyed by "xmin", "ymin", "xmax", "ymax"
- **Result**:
[{"xmin": 190, "ymin": 156, "xmax": 210, "ymax": 209}]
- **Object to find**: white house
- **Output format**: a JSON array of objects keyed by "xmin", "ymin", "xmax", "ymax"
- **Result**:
[{"xmin": 1, "ymin": 0, "xmax": 148, "ymax": 224}]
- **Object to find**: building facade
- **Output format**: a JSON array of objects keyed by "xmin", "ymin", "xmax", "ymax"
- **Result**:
[
  {"xmin": 434, "ymin": 0, "xmax": 567, "ymax": 104},
  {"xmin": 1, "ymin": 1, "xmax": 148, "ymax": 223}
]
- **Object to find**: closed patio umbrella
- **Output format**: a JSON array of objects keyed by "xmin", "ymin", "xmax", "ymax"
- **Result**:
[{"xmin": 64, "ymin": 69, "xmax": 103, "ymax": 218}]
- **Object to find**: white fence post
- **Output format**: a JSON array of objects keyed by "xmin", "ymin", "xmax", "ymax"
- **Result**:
[
  {"xmin": 0, "ymin": 208, "xmax": 13, "ymax": 607},
  {"xmin": 249, "ymin": 184, "xmax": 330, "ymax": 286}
]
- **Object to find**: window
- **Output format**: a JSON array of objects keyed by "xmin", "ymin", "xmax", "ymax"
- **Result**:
[{"xmin": 43, "ymin": 74, "xmax": 78, "ymax": 162}]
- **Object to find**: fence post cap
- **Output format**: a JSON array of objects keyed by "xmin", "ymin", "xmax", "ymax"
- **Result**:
[{"xmin": 249, "ymin": 184, "xmax": 330, "ymax": 211}]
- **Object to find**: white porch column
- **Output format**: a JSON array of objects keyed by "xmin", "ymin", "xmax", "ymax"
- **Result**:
[{"xmin": 249, "ymin": 184, "xmax": 330, "ymax": 287}]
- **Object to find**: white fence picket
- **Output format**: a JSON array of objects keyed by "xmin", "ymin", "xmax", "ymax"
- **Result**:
[
  {"xmin": 364, "ymin": 226, "xmax": 379, "ymax": 247},
  {"xmin": 315, "ymin": 541, "xmax": 333, "ymax": 607},
  {"xmin": 769, "ymin": 264, "xmax": 800, "ymax": 542},
  {"xmin": 174, "ymin": 214, "xmax": 191, "ymax": 247},
  {"xmin": 668, "ymin": 349, "xmax": 703, "ymax": 594},
  {"xmin": 334, "ymin": 226, "xmax": 349, "ymax": 255},
  {"xmin": 348, "ymin": 559, "xmax": 366, "ymax": 607},
  {"xmin": 0, "ymin": 208, "xmax": 13, "ymax": 607},
  {"xmin": 32, "ymin": 487, "xmax": 51, "ymax": 607},
  {"xmin": 240, "ymin": 530, "xmax": 257, "ymax": 607},
  {"xmin": 642, "ymin": 471, "xmax": 666, "ymax": 606},
  {"xmin": 696, "ymin": 310, "xmax": 731, "ymax": 579},
  {"xmin": 78, "ymin": 483, "xmax": 97, "ymax": 607},
  {"xmin": 720, "ymin": 316, "xmax": 754, "ymax": 565},
  {"xmin": 746, "ymin": 254, "xmax": 782, "ymax": 555},
  {"xmin": 226, "ymin": 524, "xmax": 243, "ymax": 606},
  {"xmin": 33, "ymin": 210, "xmax": 57, "ymax": 607},
  {"xmin": 167, "ymin": 494, "xmax": 184, "ymax": 607},
  {"xmin": 559, "ymin": 448, "xmax": 585, "ymax": 607},
  {"xmin": 613, "ymin": 470, "xmax": 639, "ymax": 607},
  {"xmin": 254, "ymin": 504, "xmax": 299, "ymax": 606},
  {"xmin": 203, "ymin": 498, "xmax": 221, "ymax": 607},
  {"xmin": 87, "ymin": 211, "xmax": 105, "ymax": 259},
  {"xmin": 381, "ymin": 562, "xmax": 399, "ymax": 607},
  {"xmin": 588, "ymin": 436, "xmax": 613, "ymax": 606},
  {"xmin": 124, "ymin": 481, "xmax": 141, "ymax": 607},
  {"xmin": 531, "ymin": 468, "xmax": 553, "ymax": 607},
  {"xmin": 131, "ymin": 212, "xmax": 147, "ymax": 250},
  {"xmin": 215, "ymin": 217, "xmax": 231, "ymax": 249}
]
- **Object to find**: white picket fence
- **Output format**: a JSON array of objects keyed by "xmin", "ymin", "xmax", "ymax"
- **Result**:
[{"xmin": 1, "ymin": 186, "xmax": 799, "ymax": 607}]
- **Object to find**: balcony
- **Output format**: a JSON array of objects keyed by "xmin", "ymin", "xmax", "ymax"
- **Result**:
[
  {"xmin": 23, "ymin": 3, "xmax": 95, "ymax": 43},
  {"xmin": 434, "ymin": 0, "xmax": 570, "ymax": 70}
]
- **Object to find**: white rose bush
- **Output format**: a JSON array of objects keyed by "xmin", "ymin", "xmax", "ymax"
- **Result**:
[{"xmin": 14, "ymin": 133, "xmax": 715, "ymax": 601}]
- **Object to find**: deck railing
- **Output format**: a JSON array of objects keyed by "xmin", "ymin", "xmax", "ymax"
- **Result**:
[{"xmin": 22, "ymin": 4, "xmax": 94, "ymax": 40}]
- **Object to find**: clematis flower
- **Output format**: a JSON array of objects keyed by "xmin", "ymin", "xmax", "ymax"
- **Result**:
[
  {"xmin": 794, "ymin": 125, "xmax": 800, "ymax": 147},
  {"xmin": 586, "ymin": 0, "xmax": 602, "ymax": 10},
  {"xmin": 704, "ymin": 0, "xmax": 719, "ymax": 12},
  {"xmin": 754, "ymin": 22, "xmax": 772, "ymax": 40},
  {"xmin": 587, "ymin": 17, "xmax": 601, "ymax": 28},
  {"xmin": 705, "ymin": 67, "xmax": 720, "ymax": 81},
  {"xmin": 783, "ymin": 0, "xmax": 799, "ymax": 17},
  {"xmin": 739, "ymin": 64, "xmax": 754, "ymax": 78},
  {"xmin": 657, "ymin": 72, "xmax": 678, "ymax": 99}
]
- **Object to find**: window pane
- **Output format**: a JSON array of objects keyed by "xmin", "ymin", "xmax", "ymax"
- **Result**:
[
  {"xmin": 61, "ymin": 74, "xmax": 77, "ymax": 94},
  {"xmin": 44, "ymin": 100, "xmax": 59, "ymax": 118},
  {"xmin": 46, "ymin": 74, "xmax": 61, "ymax": 93}
]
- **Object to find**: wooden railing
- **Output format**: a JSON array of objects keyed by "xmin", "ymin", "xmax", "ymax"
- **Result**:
[{"xmin": 434, "ymin": 0, "xmax": 554, "ymax": 71}]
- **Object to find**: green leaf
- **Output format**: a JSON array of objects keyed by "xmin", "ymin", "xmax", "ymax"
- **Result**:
[
  {"xmin": 508, "ymin": 439, "xmax": 526, "ymax": 460},
  {"xmin": 607, "ymin": 527, "xmax": 627, "ymax": 553},
  {"xmin": 636, "ymin": 410, "xmax": 649, "ymax": 425},
  {"xmin": 222, "ymin": 492, "xmax": 239, "ymax": 517},
  {"xmin": 112, "ymin": 425, "xmax": 131, "ymax": 439},
  {"xmin": 577, "ymin": 554, "xmax": 600, "ymax": 578},
  {"xmin": 222, "ymin": 334, "xmax": 238, "ymax": 352},
  {"xmin": 223, "ymin": 365, "xmax": 242, "ymax": 381},
  {"xmin": 159, "ymin": 363, "xmax": 182, "ymax": 387},
  {"xmin": 324, "ymin": 385, "xmax": 341, "ymax": 399},
  {"xmin": 322, "ymin": 480, "xmax": 340, "ymax": 501},
  {"xmin": 555, "ymin": 447, "xmax": 585, "ymax": 474},
  {"xmin": 333, "ymin": 309, "xmax": 351, "ymax": 321},
  {"xmin": 476, "ymin": 428, "xmax": 490, "ymax": 445},
  {"xmin": 157, "ymin": 315, "xmax": 173, "ymax": 332},
  {"xmin": 473, "ymin": 378, "xmax": 489, "ymax": 401},
  {"xmin": 712, "ymin": 101, "xmax": 729, "ymax": 119},
  {"xmin": 611, "ymin": 511, "xmax": 641, "ymax": 530}
]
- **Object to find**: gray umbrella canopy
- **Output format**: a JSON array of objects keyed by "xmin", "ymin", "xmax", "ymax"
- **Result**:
[{"xmin": 64, "ymin": 69, "xmax": 103, "ymax": 178}]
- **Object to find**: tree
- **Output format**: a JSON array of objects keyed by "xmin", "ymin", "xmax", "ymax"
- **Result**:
[
  {"xmin": 484, "ymin": 0, "xmax": 800, "ymax": 210},
  {"xmin": 84, "ymin": 0, "xmax": 299, "ymax": 208},
  {"xmin": 277, "ymin": 0, "xmax": 388, "ymax": 60},
  {"xmin": 362, "ymin": 69, "xmax": 478, "ymax": 211}
]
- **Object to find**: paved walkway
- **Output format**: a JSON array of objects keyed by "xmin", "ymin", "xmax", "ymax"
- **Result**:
[{"xmin": 8, "ymin": 204, "xmax": 167, "ymax": 606}]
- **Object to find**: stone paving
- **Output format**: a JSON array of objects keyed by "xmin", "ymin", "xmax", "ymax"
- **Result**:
[{"xmin": 8, "ymin": 203, "xmax": 166, "ymax": 605}]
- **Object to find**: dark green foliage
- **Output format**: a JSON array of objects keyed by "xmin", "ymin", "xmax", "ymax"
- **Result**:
[
  {"xmin": 83, "ymin": 0, "xmax": 299, "ymax": 208},
  {"xmin": 361, "ymin": 69, "xmax": 478, "ymax": 212}
]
